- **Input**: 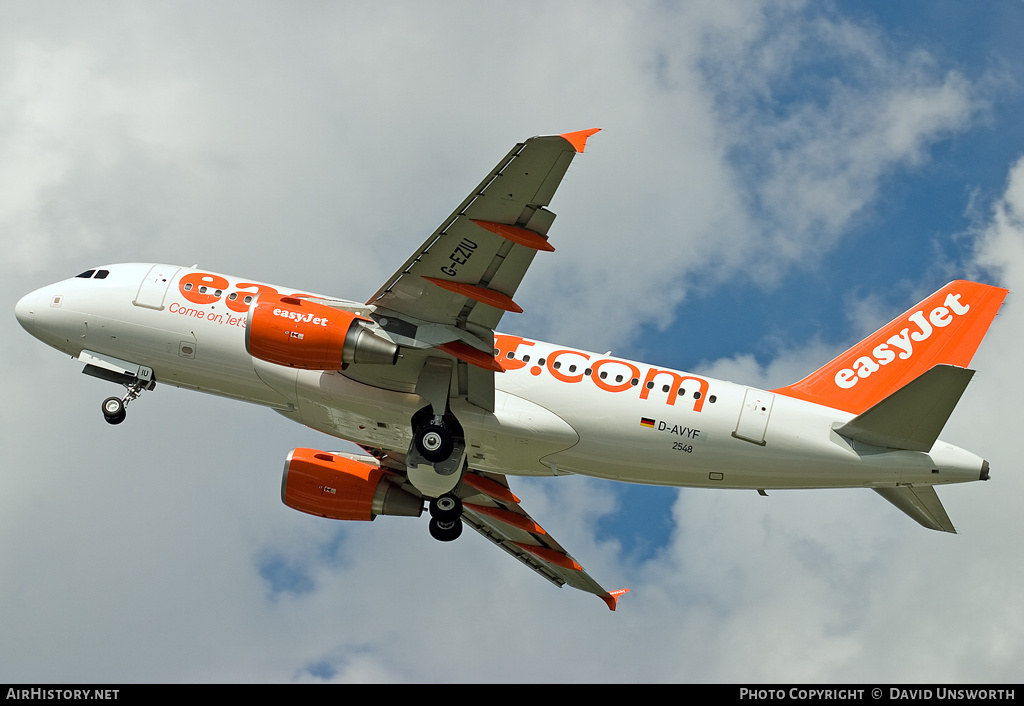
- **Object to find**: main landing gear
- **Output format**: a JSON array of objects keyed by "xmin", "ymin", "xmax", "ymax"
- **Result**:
[
  {"xmin": 427, "ymin": 493, "xmax": 463, "ymax": 542},
  {"xmin": 407, "ymin": 409, "xmax": 466, "ymax": 486},
  {"xmin": 414, "ymin": 422, "xmax": 455, "ymax": 464},
  {"xmin": 411, "ymin": 418, "xmax": 466, "ymax": 542}
]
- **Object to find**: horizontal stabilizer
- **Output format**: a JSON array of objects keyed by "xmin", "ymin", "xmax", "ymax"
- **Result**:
[
  {"xmin": 835, "ymin": 365, "xmax": 973, "ymax": 452},
  {"xmin": 874, "ymin": 485, "xmax": 956, "ymax": 533}
]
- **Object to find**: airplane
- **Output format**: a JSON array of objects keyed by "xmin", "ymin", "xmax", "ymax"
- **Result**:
[{"xmin": 14, "ymin": 129, "xmax": 1008, "ymax": 611}]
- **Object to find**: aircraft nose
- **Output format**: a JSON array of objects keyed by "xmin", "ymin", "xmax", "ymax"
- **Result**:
[{"xmin": 14, "ymin": 291, "xmax": 37, "ymax": 333}]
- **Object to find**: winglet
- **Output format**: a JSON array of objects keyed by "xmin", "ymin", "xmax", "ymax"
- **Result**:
[
  {"xmin": 560, "ymin": 128, "xmax": 601, "ymax": 153},
  {"xmin": 600, "ymin": 588, "xmax": 630, "ymax": 611}
]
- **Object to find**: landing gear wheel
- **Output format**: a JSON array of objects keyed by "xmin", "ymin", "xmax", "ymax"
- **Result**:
[
  {"xmin": 102, "ymin": 397, "xmax": 126, "ymax": 425},
  {"xmin": 429, "ymin": 494, "xmax": 463, "ymax": 522},
  {"xmin": 428, "ymin": 517, "xmax": 463, "ymax": 542},
  {"xmin": 414, "ymin": 424, "xmax": 454, "ymax": 463}
]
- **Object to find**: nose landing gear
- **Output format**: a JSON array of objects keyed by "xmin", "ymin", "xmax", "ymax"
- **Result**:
[
  {"xmin": 99, "ymin": 375, "xmax": 154, "ymax": 425},
  {"xmin": 80, "ymin": 353, "xmax": 156, "ymax": 425}
]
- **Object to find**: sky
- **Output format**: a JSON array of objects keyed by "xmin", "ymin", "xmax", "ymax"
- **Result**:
[{"xmin": 2, "ymin": 0, "xmax": 1024, "ymax": 683}]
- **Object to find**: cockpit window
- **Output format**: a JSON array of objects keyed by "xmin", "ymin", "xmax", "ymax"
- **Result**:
[{"xmin": 75, "ymin": 269, "xmax": 110, "ymax": 280}]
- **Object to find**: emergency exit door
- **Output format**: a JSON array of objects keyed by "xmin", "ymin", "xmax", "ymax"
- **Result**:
[{"xmin": 734, "ymin": 389, "xmax": 774, "ymax": 445}]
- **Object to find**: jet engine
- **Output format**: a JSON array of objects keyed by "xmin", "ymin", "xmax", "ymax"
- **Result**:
[
  {"xmin": 246, "ymin": 294, "xmax": 398, "ymax": 369},
  {"xmin": 282, "ymin": 448, "xmax": 423, "ymax": 521}
]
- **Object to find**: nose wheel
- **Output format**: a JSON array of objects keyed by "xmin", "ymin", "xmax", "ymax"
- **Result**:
[{"xmin": 102, "ymin": 397, "xmax": 126, "ymax": 425}]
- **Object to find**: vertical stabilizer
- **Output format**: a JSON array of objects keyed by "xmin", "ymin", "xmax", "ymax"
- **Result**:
[{"xmin": 772, "ymin": 281, "xmax": 1006, "ymax": 414}]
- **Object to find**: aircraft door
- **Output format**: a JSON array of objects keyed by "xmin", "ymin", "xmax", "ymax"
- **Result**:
[
  {"xmin": 733, "ymin": 388, "xmax": 774, "ymax": 445},
  {"xmin": 133, "ymin": 265, "xmax": 180, "ymax": 310}
]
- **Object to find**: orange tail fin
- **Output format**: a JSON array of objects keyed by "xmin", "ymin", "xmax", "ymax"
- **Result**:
[{"xmin": 772, "ymin": 280, "xmax": 1008, "ymax": 414}]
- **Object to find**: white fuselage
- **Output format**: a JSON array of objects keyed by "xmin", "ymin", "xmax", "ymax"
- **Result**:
[{"xmin": 15, "ymin": 263, "xmax": 986, "ymax": 492}]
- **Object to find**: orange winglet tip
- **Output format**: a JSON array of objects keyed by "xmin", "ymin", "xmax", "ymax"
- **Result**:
[
  {"xmin": 470, "ymin": 220, "xmax": 555, "ymax": 252},
  {"xmin": 423, "ymin": 277, "xmax": 523, "ymax": 313},
  {"xmin": 436, "ymin": 341, "xmax": 504, "ymax": 373},
  {"xmin": 512, "ymin": 542, "xmax": 582, "ymax": 571},
  {"xmin": 560, "ymin": 127, "xmax": 601, "ymax": 153},
  {"xmin": 600, "ymin": 588, "xmax": 630, "ymax": 612},
  {"xmin": 462, "ymin": 473, "xmax": 520, "ymax": 504},
  {"xmin": 465, "ymin": 503, "xmax": 545, "ymax": 535}
]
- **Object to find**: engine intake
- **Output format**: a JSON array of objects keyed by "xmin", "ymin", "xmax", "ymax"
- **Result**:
[
  {"xmin": 282, "ymin": 448, "xmax": 423, "ymax": 521},
  {"xmin": 246, "ymin": 294, "xmax": 398, "ymax": 369}
]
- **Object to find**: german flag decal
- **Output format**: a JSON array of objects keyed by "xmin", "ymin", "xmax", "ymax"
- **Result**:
[{"xmin": 640, "ymin": 417, "xmax": 655, "ymax": 428}]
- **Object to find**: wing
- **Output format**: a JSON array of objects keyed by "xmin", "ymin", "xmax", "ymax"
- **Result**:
[
  {"xmin": 369, "ymin": 128, "xmax": 598, "ymax": 328},
  {"xmin": 361, "ymin": 130, "xmax": 599, "ymax": 410},
  {"xmin": 357, "ymin": 446, "xmax": 627, "ymax": 610},
  {"xmin": 459, "ymin": 469, "xmax": 629, "ymax": 611}
]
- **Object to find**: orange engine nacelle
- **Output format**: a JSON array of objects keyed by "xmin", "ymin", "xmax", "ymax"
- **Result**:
[
  {"xmin": 282, "ymin": 448, "xmax": 423, "ymax": 521},
  {"xmin": 246, "ymin": 294, "xmax": 399, "ymax": 370}
]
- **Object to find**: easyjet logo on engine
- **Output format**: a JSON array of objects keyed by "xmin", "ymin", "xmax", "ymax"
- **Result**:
[
  {"xmin": 834, "ymin": 291, "xmax": 970, "ymax": 389},
  {"xmin": 272, "ymin": 308, "xmax": 329, "ymax": 327},
  {"xmin": 494, "ymin": 334, "xmax": 712, "ymax": 412}
]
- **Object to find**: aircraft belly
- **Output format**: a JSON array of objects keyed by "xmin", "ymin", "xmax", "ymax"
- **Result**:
[
  {"xmin": 292, "ymin": 369, "xmax": 424, "ymax": 451},
  {"xmin": 452, "ymin": 393, "xmax": 580, "ymax": 476},
  {"xmin": 282, "ymin": 371, "xmax": 580, "ymax": 475},
  {"xmin": 67, "ymin": 307, "xmax": 285, "ymax": 405}
]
